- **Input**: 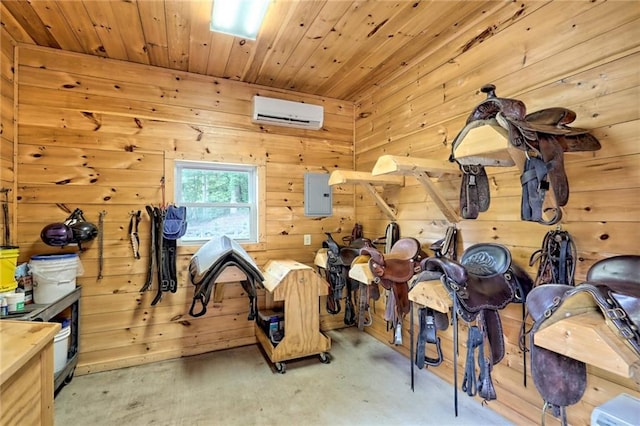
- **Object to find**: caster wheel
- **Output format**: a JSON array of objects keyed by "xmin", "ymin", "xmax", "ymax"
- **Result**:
[
  {"xmin": 275, "ymin": 362, "xmax": 286, "ymax": 374},
  {"xmin": 319, "ymin": 352, "xmax": 331, "ymax": 364},
  {"xmin": 64, "ymin": 370, "xmax": 75, "ymax": 385}
]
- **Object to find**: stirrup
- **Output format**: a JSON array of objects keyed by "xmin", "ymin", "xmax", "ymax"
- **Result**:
[
  {"xmin": 364, "ymin": 307, "xmax": 372, "ymax": 326},
  {"xmin": 393, "ymin": 322, "xmax": 403, "ymax": 345},
  {"xmin": 542, "ymin": 401, "xmax": 567, "ymax": 426},
  {"xmin": 424, "ymin": 337, "xmax": 443, "ymax": 366}
]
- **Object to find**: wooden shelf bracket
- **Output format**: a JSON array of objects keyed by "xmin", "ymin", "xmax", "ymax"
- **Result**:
[
  {"xmin": 371, "ymin": 155, "xmax": 461, "ymax": 223},
  {"xmin": 328, "ymin": 170, "xmax": 404, "ymax": 221}
]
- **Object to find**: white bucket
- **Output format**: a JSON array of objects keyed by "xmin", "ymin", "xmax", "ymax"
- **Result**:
[
  {"xmin": 5, "ymin": 292, "xmax": 25, "ymax": 313},
  {"xmin": 30, "ymin": 254, "xmax": 83, "ymax": 304},
  {"xmin": 54, "ymin": 324, "xmax": 71, "ymax": 373}
]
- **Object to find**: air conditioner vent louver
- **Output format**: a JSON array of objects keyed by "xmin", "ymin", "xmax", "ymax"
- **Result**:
[{"xmin": 252, "ymin": 96, "xmax": 324, "ymax": 130}]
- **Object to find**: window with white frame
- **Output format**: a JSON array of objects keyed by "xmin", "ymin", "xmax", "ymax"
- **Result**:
[{"xmin": 175, "ymin": 161, "xmax": 258, "ymax": 244}]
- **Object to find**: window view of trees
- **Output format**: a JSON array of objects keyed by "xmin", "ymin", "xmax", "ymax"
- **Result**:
[
  {"xmin": 181, "ymin": 169, "xmax": 249, "ymax": 204},
  {"xmin": 176, "ymin": 163, "xmax": 256, "ymax": 243}
]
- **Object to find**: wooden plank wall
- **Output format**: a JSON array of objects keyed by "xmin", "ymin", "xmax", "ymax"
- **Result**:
[
  {"xmin": 351, "ymin": 2, "xmax": 639, "ymax": 425},
  {"xmin": 1, "ymin": 27, "xmax": 16, "ymax": 245},
  {"xmin": 12, "ymin": 45, "xmax": 356, "ymax": 374}
]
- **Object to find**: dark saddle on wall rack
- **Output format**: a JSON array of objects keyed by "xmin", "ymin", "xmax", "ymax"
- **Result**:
[
  {"xmin": 411, "ymin": 226, "xmax": 458, "ymax": 370},
  {"xmin": 360, "ymin": 237, "xmax": 428, "ymax": 343},
  {"xmin": 423, "ymin": 243, "xmax": 533, "ymax": 413},
  {"xmin": 450, "ymin": 84, "xmax": 601, "ymax": 225},
  {"xmin": 188, "ymin": 235, "xmax": 264, "ymax": 319},
  {"xmin": 525, "ymin": 255, "xmax": 640, "ymax": 426},
  {"xmin": 322, "ymin": 230, "xmax": 373, "ymax": 325}
]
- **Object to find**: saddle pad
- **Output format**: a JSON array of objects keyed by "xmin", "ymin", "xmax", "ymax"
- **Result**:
[
  {"xmin": 163, "ymin": 205, "xmax": 188, "ymax": 240},
  {"xmin": 190, "ymin": 235, "xmax": 263, "ymax": 285}
]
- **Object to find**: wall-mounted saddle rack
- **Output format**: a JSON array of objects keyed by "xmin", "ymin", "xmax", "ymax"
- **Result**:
[
  {"xmin": 408, "ymin": 278, "xmax": 452, "ymax": 313},
  {"xmin": 328, "ymin": 170, "xmax": 404, "ymax": 221},
  {"xmin": 452, "ymin": 124, "xmax": 526, "ymax": 168},
  {"xmin": 371, "ymin": 155, "xmax": 461, "ymax": 223},
  {"xmin": 210, "ymin": 266, "xmax": 249, "ymax": 303},
  {"xmin": 534, "ymin": 312, "xmax": 640, "ymax": 379},
  {"xmin": 348, "ymin": 263, "xmax": 375, "ymax": 285},
  {"xmin": 314, "ymin": 248, "xmax": 375, "ymax": 285}
]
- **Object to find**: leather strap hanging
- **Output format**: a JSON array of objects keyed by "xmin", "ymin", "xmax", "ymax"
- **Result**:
[
  {"xmin": 97, "ymin": 210, "xmax": 106, "ymax": 280},
  {"xmin": 1, "ymin": 188, "xmax": 10, "ymax": 246},
  {"xmin": 128, "ymin": 210, "xmax": 141, "ymax": 259}
]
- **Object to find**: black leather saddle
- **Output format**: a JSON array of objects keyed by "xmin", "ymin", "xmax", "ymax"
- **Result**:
[
  {"xmin": 188, "ymin": 235, "xmax": 264, "ymax": 319},
  {"xmin": 525, "ymin": 255, "xmax": 640, "ymax": 426},
  {"xmin": 423, "ymin": 243, "xmax": 533, "ymax": 412},
  {"xmin": 322, "ymin": 231, "xmax": 373, "ymax": 325}
]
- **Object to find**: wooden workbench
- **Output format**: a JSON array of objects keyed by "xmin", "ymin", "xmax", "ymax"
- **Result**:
[{"xmin": 0, "ymin": 320, "xmax": 60, "ymax": 426}]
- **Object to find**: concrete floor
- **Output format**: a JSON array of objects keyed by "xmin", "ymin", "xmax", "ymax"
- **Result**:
[{"xmin": 55, "ymin": 328, "xmax": 513, "ymax": 426}]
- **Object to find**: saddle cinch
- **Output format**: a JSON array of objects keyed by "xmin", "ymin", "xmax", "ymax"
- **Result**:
[
  {"xmin": 423, "ymin": 243, "xmax": 533, "ymax": 414},
  {"xmin": 526, "ymin": 255, "xmax": 640, "ymax": 426},
  {"xmin": 360, "ymin": 237, "xmax": 428, "ymax": 344},
  {"xmin": 450, "ymin": 84, "xmax": 601, "ymax": 225}
]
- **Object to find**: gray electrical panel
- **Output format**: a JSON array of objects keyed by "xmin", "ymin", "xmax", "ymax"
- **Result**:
[{"xmin": 304, "ymin": 172, "xmax": 332, "ymax": 217}]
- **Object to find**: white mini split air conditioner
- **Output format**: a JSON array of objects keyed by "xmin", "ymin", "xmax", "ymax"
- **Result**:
[{"xmin": 252, "ymin": 96, "xmax": 324, "ymax": 130}]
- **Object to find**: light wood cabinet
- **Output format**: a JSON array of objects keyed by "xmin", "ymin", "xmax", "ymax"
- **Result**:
[{"xmin": 0, "ymin": 321, "xmax": 60, "ymax": 426}]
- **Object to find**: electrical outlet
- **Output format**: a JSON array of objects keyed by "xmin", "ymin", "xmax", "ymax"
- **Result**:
[{"xmin": 303, "ymin": 234, "xmax": 311, "ymax": 245}]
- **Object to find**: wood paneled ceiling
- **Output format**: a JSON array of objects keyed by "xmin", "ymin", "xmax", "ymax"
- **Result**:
[{"xmin": 1, "ymin": 0, "xmax": 517, "ymax": 102}]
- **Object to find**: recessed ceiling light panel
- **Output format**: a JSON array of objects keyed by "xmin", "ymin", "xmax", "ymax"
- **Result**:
[{"xmin": 210, "ymin": 0, "xmax": 271, "ymax": 40}]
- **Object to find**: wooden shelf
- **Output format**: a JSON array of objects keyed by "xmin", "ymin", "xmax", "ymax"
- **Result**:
[
  {"xmin": 534, "ymin": 312, "xmax": 640, "ymax": 379},
  {"xmin": 371, "ymin": 155, "xmax": 461, "ymax": 223},
  {"xmin": 257, "ymin": 260, "xmax": 331, "ymax": 365},
  {"xmin": 408, "ymin": 278, "xmax": 452, "ymax": 313},
  {"xmin": 328, "ymin": 170, "xmax": 404, "ymax": 186},
  {"xmin": 328, "ymin": 170, "xmax": 404, "ymax": 221}
]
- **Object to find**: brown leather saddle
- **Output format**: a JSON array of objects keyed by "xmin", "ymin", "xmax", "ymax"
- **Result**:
[
  {"xmin": 361, "ymin": 237, "xmax": 427, "ymax": 344},
  {"xmin": 526, "ymin": 255, "xmax": 640, "ymax": 426},
  {"xmin": 423, "ymin": 243, "xmax": 533, "ymax": 414},
  {"xmin": 322, "ymin": 230, "xmax": 373, "ymax": 325},
  {"xmin": 451, "ymin": 84, "xmax": 601, "ymax": 225}
]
